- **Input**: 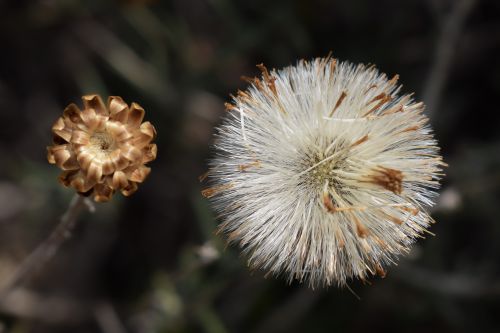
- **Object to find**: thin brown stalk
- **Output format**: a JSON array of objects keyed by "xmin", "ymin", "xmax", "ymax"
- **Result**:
[{"xmin": 0, "ymin": 194, "xmax": 92, "ymax": 298}]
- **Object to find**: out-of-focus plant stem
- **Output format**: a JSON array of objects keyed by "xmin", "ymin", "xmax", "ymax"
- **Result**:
[{"xmin": 0, "ymin": 194, "xmax": 93, "ymax": 299}]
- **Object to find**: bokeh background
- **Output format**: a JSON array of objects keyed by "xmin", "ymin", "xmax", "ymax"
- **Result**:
[{"xmin": 1, "ymin": 0, "xmax": 499, "ymax": 332}]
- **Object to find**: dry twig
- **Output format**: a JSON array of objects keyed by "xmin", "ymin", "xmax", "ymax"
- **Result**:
[
  {"xmin": 0, "ymin": 194, "xmax": 93, "ymax": 299},
  {"xmin": 423, "ymin": 0, "xmax": 477, "ymax": 117}
]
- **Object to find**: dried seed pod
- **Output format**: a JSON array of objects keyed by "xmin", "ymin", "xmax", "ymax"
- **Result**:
[
  {"xmin": 47, "ymin": 95, "xmax": 157, "ymax": 202},
  {"xmin": 205, "ymin": 57, "xmax": 445, "ymax": 287}
]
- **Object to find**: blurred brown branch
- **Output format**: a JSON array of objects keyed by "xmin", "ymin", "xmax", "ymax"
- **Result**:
[
  {"xmin": 423, "ymin": 0, "xmax": 477, "ymax": 117},
  {"xmin": 73, "ymin": 20, "xmax": 176, "ymax": 105},
  {"xmin": 396, "ymin": 263, "xmax": 500, "ymax": 299},
  {"xmin": 0, "ymin": 288, "xmax": 90, "ymax": 324},
  {"xmin": 94, "ymin": 301, "xmax": 128, "ymax": 333},
  {"xmin": 0, "ymin": 194, "xmax": 92, "ymax": 299}
]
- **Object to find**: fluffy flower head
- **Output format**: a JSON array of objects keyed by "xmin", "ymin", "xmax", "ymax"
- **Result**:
[
  {"xmin": 205, "ymin": 57, "xmax": 444, "ymax": 287},
  {"xmin": 47, "ymin": 95, "xmax": 157, "ymax": 202}
]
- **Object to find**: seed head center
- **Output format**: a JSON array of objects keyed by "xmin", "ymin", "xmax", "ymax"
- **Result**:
[
  {"xmin": 310, "ymin": 158, "xmax": 337, "ymax": 186},
  {"xmin": 298, "ymin": 138, "xmax": 351, "ymax": 192},
  {"xmin": 90, "ymin": 131, "xmax": 116, "ymax": 153},
  {"xmin": 301, "ymin": 152, "xmax": 348, "ymax": 191}
]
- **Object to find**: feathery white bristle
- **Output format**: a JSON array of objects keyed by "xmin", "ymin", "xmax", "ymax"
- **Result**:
[{"xmin": 206, "ymin": 57, "xmax": 444, "ymax": 288}]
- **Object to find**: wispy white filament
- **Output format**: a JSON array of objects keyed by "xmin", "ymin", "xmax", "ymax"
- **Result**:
[{"xmin": 207, "ymin": 57, "xmax": 444, "ymax": 287}]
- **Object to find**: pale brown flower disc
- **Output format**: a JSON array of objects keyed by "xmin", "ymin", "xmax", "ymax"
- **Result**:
[{"xmin": 47, "ymin": 95, "xmax": 157, "ymax": 202}]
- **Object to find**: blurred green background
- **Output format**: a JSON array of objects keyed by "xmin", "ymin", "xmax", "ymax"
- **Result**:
[{"xmin": 1, "ymin": 0, "xmax": 499, "ymax": 332}]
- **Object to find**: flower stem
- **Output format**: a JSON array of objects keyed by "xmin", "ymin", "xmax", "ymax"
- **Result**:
[{"xmin": 0, "ymin": 194, "xmax": 92, "ymax": 297}]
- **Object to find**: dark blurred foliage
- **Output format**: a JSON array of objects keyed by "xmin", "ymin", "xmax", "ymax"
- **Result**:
[{"xmin": 0, "ymin": 0, "xmax": 499, "ymax": 332}]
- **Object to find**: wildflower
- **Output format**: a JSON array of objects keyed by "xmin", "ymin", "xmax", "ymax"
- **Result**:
[
  {"xmin": 204, "ymin": 56, "xmax": 445, "ymax": 287},
  {"xmin": 47, "ymin": 95, "xmax": 157, "ymax": 202}
]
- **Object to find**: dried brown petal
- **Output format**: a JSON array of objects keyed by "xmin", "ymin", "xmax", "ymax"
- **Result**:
[
  {"xmin": 93, "ymin": 115, "xmax": 109, "ymax": 132},
  {"xmin": 63, "ymin": 103, "xmax": 82, "ymax": 124},
  {"xmin": 109, "ymin": 149, "xmax": 129, "ymax": 171},
  {"xmin": 106, "ymin": 121, "xmax": 132, "ymax": 142},
  {"xmin": 51, "ymin": 145, "xmax": 72, "ymax": 166},
  {"xmin": 52, "ymin": 118, "xmax": 72, "ymax": 143},
  {"xmin": 59, "ymin": 170, "xmax": 78, "ymax": 187},
  {"xmin": 94, "ymin": 184, "xmax": 114, "ymax": 202},
  {"xmin": 133, "ymin": 122, "xmax": 156, "ymax": 149},
  {"xmin": 122, "ymin": 145, "xmax": 142, "ymax": 163},
  {"xmin": 128, "ymin": 166, "xmax": 151, "ymax": 183},
  {"xmin": 47, "ymin": 95, "xmax": 157, "ymax": 202},
  {"xmin": 108, "ymin": 96, "xmax": 129, "ymax": 122},
  {"xmin": 142, "ymin": 144, "xmax": 157, "ymax": 163},
  {"xmin": 76, "ymin": 149, "xmax": 94, "ymax": 170},
  {"xmin": 121, "ymin": 182, "xmax": 138, "ymax": 197},
  {"xmin": 101, "ymin": 156, "xmax": 116, "ymax": 175},
  {"xmin": 111, "ymin": 171, "xmax": 128, "ymax": 190},
  {"xmin": 80, "ymin": 107, "xmax": 98, "ymax": 129},
  {"xmin": 140, "ymin": 121, "xmax": 156, "ymax": 139},
  {"xmin": 128, "ymin": 103, "xmax": 145, "ymax": 128},
  {"xmin": 52, "ymin": 118, "xmax": 65, "ymax": 131},
  {"xmin": 61, "ymin": 155, "xmax": 79, "ymax": 171},
  {"xmin": 70, "ymin": 130, "xmax": 90, "ymax": 145},
  {"xmin": 82, "ymin": 95, "xmax": 108, "ymax": 116},
  {"xmin": 367, "ymin": 167, "xmax": 404, "ymax": 194},
  {"xmin": 47, "ymin": 145, "xmax": 60, "ymax": 164},
  {"xmin": 87, "ymin": 162, "xmax": 103, "ymax": 183},
  {"xmin": 53, "ymin": 129, "xmax": 72, "ymax": 143},
  {"xmin": 70, "ymin": 175, "xmax": 88, "ymax": 193}
]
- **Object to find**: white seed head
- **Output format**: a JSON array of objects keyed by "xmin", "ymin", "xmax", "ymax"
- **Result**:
[{"xmin": 205, "ymin": 56, "xmax": 445, "ymax": 288}]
